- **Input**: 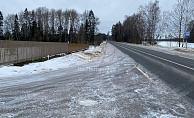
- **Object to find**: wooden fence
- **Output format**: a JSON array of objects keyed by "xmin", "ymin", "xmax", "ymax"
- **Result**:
[{"xmin": 0, "ymin": 40, "xmax": 89, "ymax": 65}]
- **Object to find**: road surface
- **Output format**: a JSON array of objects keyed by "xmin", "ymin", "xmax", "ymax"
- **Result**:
[
  {"xmin": 0, "ymin": 43, "xmax": 194, "ymax": 117},
  {"xmin": 109, "ymin": 41, "xmax": 194, "ymax": 105}
]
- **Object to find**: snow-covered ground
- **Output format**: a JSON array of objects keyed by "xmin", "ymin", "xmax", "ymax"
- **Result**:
[
  {"xmin": 0, "ymin": 42, "xmax": 105, "ymax": 78},
  {"xmin": 157, "ymin": 41, "xmax": 194, "ymax": 48},
  {"xmin": 0, "ymin": 42, "xmax": 194, "ymax": 117}
]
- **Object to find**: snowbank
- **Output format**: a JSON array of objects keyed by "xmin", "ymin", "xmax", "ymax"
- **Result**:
[{"xmin": 0, "ymin": 42, "xmax": 106, "ymax": 78}]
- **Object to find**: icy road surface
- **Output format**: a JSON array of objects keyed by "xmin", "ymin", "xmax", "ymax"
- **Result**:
[{"xmin": 0, "ymin": 43, "xmax": 194, "ymax": 117}]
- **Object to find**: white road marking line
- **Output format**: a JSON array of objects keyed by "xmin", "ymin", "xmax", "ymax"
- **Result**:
[
  {"xmin": 135, "ymin": 65, "xmax": 157, "ymax": 85},
  {"xmin": 177, "ymin": 103, "xmax": 186, "ymax": 110},
  {"xmin": 125, "ymin": 43, "xmax": 194, "ymax": 61},
  {"xmin": 119, "ymin": 44, "xmax": 194, "ymax": 71}
]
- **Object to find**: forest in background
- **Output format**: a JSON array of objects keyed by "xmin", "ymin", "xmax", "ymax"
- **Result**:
[
  {"xmin": 0, "ymin": 8, "xmax": 100, "ymax": 44},
  {"xmin": 111, "ymin": 0, "xmax": 194, "ymax": 46}
]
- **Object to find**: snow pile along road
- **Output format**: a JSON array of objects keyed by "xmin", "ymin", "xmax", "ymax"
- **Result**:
[
  {"xmin": 0, "ymin": 42, "xmax": 194, "ymax": 117},
  {"xmin": 0, "ymin": 42, "xmax": 106, "ymax": 78}
]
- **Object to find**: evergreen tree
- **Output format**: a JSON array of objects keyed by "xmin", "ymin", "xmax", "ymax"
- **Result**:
[
  {"xmin": 31, "ymin": 20, "xmax": 37, "ymax": 41},
  {"xmin": 88, "ymin": 10, "xmax": 96, "ymax": 44},
  {"xmin": 30, "ymin": 10, "xmax": 36, "ymax": 40},
  {"xmin": 188, "ymin": 27, "xmax": 194, "ymax": 43},
  {"xmin": 188, "ymin": 21, "xmax": 194, "ymax": 43},
  {"xmin": 58, "ymin": 25, "xmax": 63, "ymax": 42},
  {"xmin": 13, "ymin": 14, "xmax": 20, "ymax": 41},
  {"xmin": 85, "ymin": 19, "xmax": 89, "ymax": 43},
  {"xmin": 2, "ymin": 8, "xmax": 100, "ymax": 43},
  {"xmin": 23, "ymin": 8, "xmax": 30, "ymax": 40},
  {"xmin": 37, "ymin": 20, "xmax": 43, "ymax": 41},
  {"xmin": 0, "ymin": 11, "xmax": 3, "ymax": 39},
  {"xmin": 78, "ymin": 23, "xmax": 85, "ymax": 43},
  {"xmin": 63, "ymin": 28, "xmax": 68, "ymax": 42}
]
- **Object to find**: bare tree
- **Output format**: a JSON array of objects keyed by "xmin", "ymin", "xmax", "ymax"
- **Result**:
[
  {"xmin": 182, "ymin": 0, "xmax": 194, "ymax": 47},
  {"xmin": 56, "ymin": 9, "xmax": 63, "ymax": 42},
  {"xmin": 122, "ymin": 14, "xmax": 144, "ymax": 43},
  {"xmin": 63, "ymin": 10, "xmax": 70, "ymax": 42},
  {"xmin": 169, "ymin": 0, "xmax": 194, "ymax": 47},
  {"xmin": 36, "ymin": 7, "xmax": 44, "ymax": 41},
  {"xmin": 4, "ymin": 14, "xmax": 15, "ymax": 39},
  {"xmin": 69, "ymin": 9, "xmax": 80, "ymax": 43},
  {"xmin": 156, "ymin": 11, "xmax": 171, "ymax": 40},
  {"xmin": 2, "ymin": 7, "xmax": 100, "ymax": 43},
  {"xmin": 42, "ymin": 7, "xmax": 49, "ymax": 41},
  {"xmin": 139, "ymin": 0, "xmax": 160, "ymax": 44},
  {"xmin": 50, "ymin": 9, "xmax": 56, "ymax": 35}
]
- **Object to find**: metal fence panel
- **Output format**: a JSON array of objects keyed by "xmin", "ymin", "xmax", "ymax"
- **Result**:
[{"xmin": 0, "ymin": 40, "xmax": 88, "ymax": 65}]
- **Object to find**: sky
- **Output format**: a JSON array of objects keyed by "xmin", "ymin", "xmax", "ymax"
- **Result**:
[{"xmin": 0, "ymin": 0, "xmax": 177, "ymax": 34}]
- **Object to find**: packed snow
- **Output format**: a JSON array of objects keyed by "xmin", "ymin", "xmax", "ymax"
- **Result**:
[
  {"xmin": 0, "ymin": 41, "xmax": 194, "ymax": 117},
  {"xmin": 0, "ymin": 42, "xmax": 106, "ymax": 78}
]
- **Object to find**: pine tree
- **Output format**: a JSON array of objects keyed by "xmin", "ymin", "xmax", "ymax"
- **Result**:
[
  {"xmin": 189, "ymin": 26, "xmax": 194, "ymax": 43},
  {"xmin": 30, "ymin": 10, "xmax": 36, "ymax": 40},
  {"xmin": 88, "ymin": 10, "xmax": 96, "ymax": 44},
  {"xmin": 37, "ymin": 20, "xmax": 43, "ymax": 41},
  {"xmin": 0, "ymin": 11, "xmax": 3, "ymax": 39},
  {"xmin": 23, "ymin": 8, "xmax": 30, "ymax": 40},
  {"xmin": 78, "ymin": 23, "xmax": 85, "ymax": 43},
  {"xmin": 13, "ymin": 14, "xmax": 20, "ymax": 41},
  {"xmin": 85, "ymin": 19, "xmax": 89, "ymax": 43},
  {"xmin": 31, "ymin": 20, "xmax": 37, "ymax": 41}
]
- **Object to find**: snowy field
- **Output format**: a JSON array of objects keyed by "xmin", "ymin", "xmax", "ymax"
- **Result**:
[
  {"xmin": 157, "ymin": 41, "xmax": 194, "ymax": 48},
  {"xmin": 0, "ymin": 42, "xmax": 194, "ymax": 117}
]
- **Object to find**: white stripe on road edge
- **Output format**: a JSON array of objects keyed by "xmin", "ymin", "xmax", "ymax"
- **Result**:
[
  {"xmin": 124, "ymin": 43, "xmax": 194, "ymax": 61},
  {"xmin": 135, "ymin": 65, "xmax": 157, "ymax": 85},
  {"xmin": 119, "ymin": 44, "xmax": 194, "ymax": 71}
]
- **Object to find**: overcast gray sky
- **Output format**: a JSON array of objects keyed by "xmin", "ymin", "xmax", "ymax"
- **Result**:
[{"xmin": 0, "ymin": 0, "xmax": 177, "ymax": 33}]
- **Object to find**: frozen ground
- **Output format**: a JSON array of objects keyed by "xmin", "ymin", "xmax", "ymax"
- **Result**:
[{"xmin": 0, "ymin": 42, "xmax": 194, "ymax": 117}]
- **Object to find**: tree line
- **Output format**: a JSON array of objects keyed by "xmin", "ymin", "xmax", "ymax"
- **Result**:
[
  {"xmin": 0, "ymin": 7, "xmax": 100, "ymax": 44},
  {"xmin": 111, "ymin": 0, "xmax": 194, "ymax": 46}
]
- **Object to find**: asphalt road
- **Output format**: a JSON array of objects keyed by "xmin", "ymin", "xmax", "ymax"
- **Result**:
[
  {"xmin": 109, "ymin": 41, "xmax": 194, "ymax": 104},
  {"xmin": 1, "ymin": 43, "xmax": 194, "ymax": 117}
]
